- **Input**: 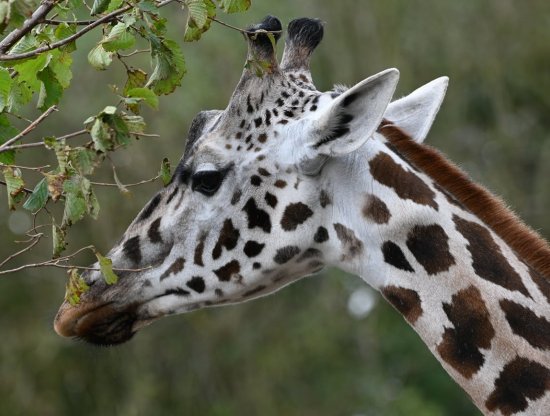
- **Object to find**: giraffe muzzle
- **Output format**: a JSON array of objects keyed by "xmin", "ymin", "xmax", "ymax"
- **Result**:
[{"xmin": 54, "ymin": 300, "xmax": 139, "ymax": 346}]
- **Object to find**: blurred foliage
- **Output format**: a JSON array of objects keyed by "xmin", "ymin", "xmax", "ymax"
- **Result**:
[{"xmin": 0, "ymin": 0, "xmax": 549, "ymax": 415}]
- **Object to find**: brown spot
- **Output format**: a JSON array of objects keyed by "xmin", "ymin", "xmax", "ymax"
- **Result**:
[
  {"xmin": 500, "ymin": 299, "xmax": 550, "ymax": 350},
  {"xmin": 243, "ymin": 240, "xmax": 265, "ymax": 258},
  {"xmin": 274, "ymin": 179, "xmax": 287, "ymax": 188},
  {"xmin": 160, "ymin": 257, "xmax": 185, "ymax": 280},
  {"xmin": 527, "ymin": 265, "xmax": 550, "ymax": 303},
  {"xmin": 485, "ymin": 357, "xmax": 550, "ymax": 416},
  {"xmin": 123, "ymin": 236, "xmax": 142, "ymax": 265},
  {"xmin": 454, "ymin": 215, "xmax": 530, "ymax": 296},
  {"xmin": 362, "ymin": 194, "xmax": 391, "ymax": 224},
  {"xmin": 274, "ymin": 246, "xmax": 300, "ymax": 264},
  {"xmin": 382, "ymin": 241, "xmax": 414, "ymax": 272},
  {"xmin": 314, "ymin": 226, "xmax": 329, "ymax": 243},
  {"xmin": 406, "ymin": 224, "xmax": 455, "ymax": 275},
  {"xmin": 258, "ymin": 167, "xmax": 270, "ymax": 176},
  {"xmin": 333, "ymin": 223, "xmax": 364, "ymax": 261},
  {"xmin": 369, "ymin": 152, "xmax": 438, "ymax": 210},
  {"xmin": 281, "ymin": 202, "xmax": 313, "ymax": 231},
  {"xmin": 250, "ymin": 175, "xmax": 262, "ymax": 186},
  {"xmin": 319, "ymin": 190, "xmax": 331, "ymax": 208},
  {"xmin": 297, "ymin": 248, "xmax": 322, "ymax": 263},
  {"xmin": 243, "ymin": 198, "xmax": 271, "ymax": 233},
  {"xmin": 382, "ymin": 286, "xmax": 422, "ymax": 324},
  {"xmin": 148, "ymin": 218, "xmax": 162, "ymax": 243},
  {"xmin": 258, "ymin": 133, "xmax": 268, "ymax": 143},
  {"xmin": 214, "ymin": 260, "xmax": 240, "ymax": 282},
  {"xmin": 194, "ymin": 234, "xmax": 206, "ymax": 266},
  {"xmin": 436, "ymin": 286, "xmax": 495, "ymax": 379},
  {"xmin": 264, "ymin": 192, "xmax": 277, "ymax": 208},
  {"xmin": 186, "ymin": 276, "xmax": 205, "ymax": 293},
  {"xmin": 212, "ymin": 219, "xmax": 240, "ymax": 260}
]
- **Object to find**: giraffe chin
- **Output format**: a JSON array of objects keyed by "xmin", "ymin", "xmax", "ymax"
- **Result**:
[{"xmin": 54, "ymin": 301, "xmax": 143, "ymax": 346}]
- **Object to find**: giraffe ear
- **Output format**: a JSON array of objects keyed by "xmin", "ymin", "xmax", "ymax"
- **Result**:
[
  {"xmin": 384, "ymin": 76, "xmax": 449, "ymax": 143},
  {"xmin": 308, "ymin": 68, "xmax": 399, "ymax": 157}
]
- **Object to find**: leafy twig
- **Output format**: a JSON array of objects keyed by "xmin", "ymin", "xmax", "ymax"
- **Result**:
[
  {"xmin": 43, "ymin": 19, "xmax": 97, "ymax": 26},
  {"xmin": 0, "ymin": 105, "xmax": 58, "ymax": 152},
  {"xmin": 0, "ymin": 129, "xmax": 88, "ymax": 152},
  {"xmin": 209, "ymin": 16, "xmax": 283, "ymax": 36},
  {"xmin": 0, "ymin": 0, "xmax": 58, "ymax": 54}
]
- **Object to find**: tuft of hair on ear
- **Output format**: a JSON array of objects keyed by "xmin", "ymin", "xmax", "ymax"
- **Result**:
[
  {"xmin": 281, "ymin": 17, "xmax": 324, "ymax": 75},
  {"xmin": 244, "ymin": 15, "xmax": 282, "ymax": 71}
]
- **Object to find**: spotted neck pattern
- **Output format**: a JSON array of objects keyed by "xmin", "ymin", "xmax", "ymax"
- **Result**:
[{"xmin": 54, "ymin": 16, "xmax": 550, "ymax": 416}]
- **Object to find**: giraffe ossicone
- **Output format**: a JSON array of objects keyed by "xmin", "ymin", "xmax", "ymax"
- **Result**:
[{"xmin": 54, "ymin": 15, "xmax": 550, "ymax": 416}]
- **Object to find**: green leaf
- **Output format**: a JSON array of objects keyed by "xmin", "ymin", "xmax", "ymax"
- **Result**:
[
  {"xmin": 147, "ymin": 37, "xmax": 186, "ymax": 95},
  {"xmin": 109, "ymin": 113, "xmax": 130, "ymax": 145},
  {"xmin": 62, "ymin": 176, "xmax": 87, "ymax": 226},
  {"xmin": 49, "ymin": 50, "xmax": 73, "ymax": 88},
  {"xmin": 91, "ymin": 0, "xmax": 112, "ymax": 15},
  {"xmin": 65, "ymin": 268, "xmax": 89, "ymax": 306},
  {"xmin": 12, "ymin": 52, "xmax": 49, "ymax": 91},
  {"xmin": 184, "ymin": 0, "xmax": 215, "ymax": 42},
  {"xmin": 88, "ymin": 44, "xmax": 113, "ymax": 70},
  {"xmin": 0, "ymin": 113, "xmax": 18, "ymax": 164},
  {"xmin": 159, "ymin": 157, "xmax": 171, "ymax": 186},
  {"xmin": 90, "ymin": 118, "xmax": 111, "ymax": 152},
  {"xmin": 106, "ymin": 0, "xmax": 124, "ymax": 12},
  {"xmin": 220, "ymin": 0, "xmax": 251, "ymax": 13},
  {"xmin": 54, "ymin": 22, "xmax": 77, "ymax": 52},
  {"xmin": 22, "ymin": 177, "xmax": 48, "ymax": 211},
  {"xmin": 102, "ymin": 21, "xmax": 136, "ymax": 52},
  {"xmin": 95, "ymin": 251, "xmax": 119, "ymax": 285},
  {"xmin": 187, "ymin": 0, "xmax": 208, "ymax": 29},
  {"xmin": 37, "ymin": 66, "xmax": 63, "ymax": 111},
  {"xmin": 70, "ymin": 147, "xmax": 99, "ymax": 176},
  {"xmin": 126, "ymin": 87, "xmax": 158, "ymax": 109},
  {"xmin": 137, "ymin": 0, "xmax": 157, "ymax": 12},
  {"xmin": 124, "ymin": 68, "xmax": 147, "ymax": 94},
  {"xmin": 7, "ymin": 79, "xmax": 33, "ymax": 113},
  {"xmin": 2, "ymin": 167, "xmax": 25, "ymax": 210},
  {"xmin": 0, "ymin": 67, "xmax": 12, "ymax": 112}
]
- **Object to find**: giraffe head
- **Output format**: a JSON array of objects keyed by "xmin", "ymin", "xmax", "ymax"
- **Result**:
[{"xmin": 54, "ymin": 16, "xmax": 448, "ymax": 345}]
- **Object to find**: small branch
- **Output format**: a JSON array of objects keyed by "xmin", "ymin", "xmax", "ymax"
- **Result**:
[
  {"xmin": 43, "ymin": 19, "xmax": 97, "ymax": 25},
  {"xmin": 0, "ymin": 261, "xmax": 152, "ymax": 275},
  {"xmin": 118, "ymin": 49, "xmax": 151, "ymax": 58},
  {"xmin": 0, "ymin": 179, "xmax": 34, "ymax": 194},
  {"xmin": 209, "ymin": 16, "xmax": 283, "ymax": 36},
  {"xmin": 0, "ymin": 0, "xmax": 179, "ymax": 62},
  {"xmin": 0, "ymin": 4, "xmax": 133, "ymax": 61},
  {"xmin": 91, "ymin": 175, "xmax": 160, "ymax": 188},
  {"xmin": 0, "ymin": 0, "xmax": 58, "ymax": 54},
  {"xmin": 0, "ymin": 129, "xmax": 89, "ymax": 152},
  {"xmin": 0, "ymin": 106, "xmax": 58, "ymax": 152},
  {"xmin": 0, "ymin": 234, "xmax": 43, "ymax": 269},
  {"xmin": 0, "ymin": 163, "xmax": 50, "ymax": 171}
]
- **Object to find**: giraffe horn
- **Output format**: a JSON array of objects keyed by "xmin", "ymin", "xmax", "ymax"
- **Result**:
[
  {"xmin": 281, "ymin": 18, "xmax": 324, "ymax": 81},
  {"xmin": 242, "ymin": 15, "xmax": 282, "ymax": 76}
]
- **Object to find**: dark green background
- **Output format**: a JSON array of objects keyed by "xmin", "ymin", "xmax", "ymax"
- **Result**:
[{"xmin": 1, "ymin": 1, "xmax": 549, "ymax": 415}]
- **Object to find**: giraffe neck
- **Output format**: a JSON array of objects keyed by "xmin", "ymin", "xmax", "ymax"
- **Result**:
[{"xmin": 325, "ymin": 134, "xmax": 550, "ymax": 416}]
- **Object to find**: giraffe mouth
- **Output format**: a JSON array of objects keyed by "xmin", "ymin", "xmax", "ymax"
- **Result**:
[{"xmin": 54, "ymin": 300, "xmax": 146, "ymax": 346}]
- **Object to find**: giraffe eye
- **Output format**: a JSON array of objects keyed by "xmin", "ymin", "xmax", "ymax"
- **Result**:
[{"xmin": 191, "ymin": 170, "xmax": 223, "ymax": 196}]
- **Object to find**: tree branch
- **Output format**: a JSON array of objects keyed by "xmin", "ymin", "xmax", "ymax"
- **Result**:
[
  {"xmin": 0, "ymin": 105, "xmax": 58, "ymax": 152},
  {"xmin": 0, "ymin": 129, "xmax": 88, "ymax": 152},
  {"xmin": 0, "ymin": 234, "xmax": 43, "ymax": 269},
  {"xmin": 0, "ymin": 0, "xmax": 58, "ymax": 54},
  {"xmin": 0, "ymin": 0, "xmax": 179, "ymax": 62}
]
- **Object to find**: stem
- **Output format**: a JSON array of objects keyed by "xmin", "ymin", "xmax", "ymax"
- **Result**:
[
  {"xmin": 91, "ymin": 175, "xmax": 160, "ymax": 188},
  {"xmin": 0, "ymin": 106, "xmax": 58, "ymax": 152},
  {"xmin": 0, "ymin": 234, "xmax": 43, "ymax": 269},
  {"xmin": 0, "ymin": 180, "xmax": 34, "ymax": 194}
]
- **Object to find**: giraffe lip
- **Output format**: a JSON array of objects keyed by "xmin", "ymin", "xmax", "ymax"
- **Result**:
[{"xmin": 54, "ymin": 300, "xmax": 140, "ymax": 346}]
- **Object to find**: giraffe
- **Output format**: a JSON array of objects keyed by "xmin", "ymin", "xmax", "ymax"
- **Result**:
[{"xmin": 53, "ymin": 16, "xmax": 550, "ymax": 415}]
